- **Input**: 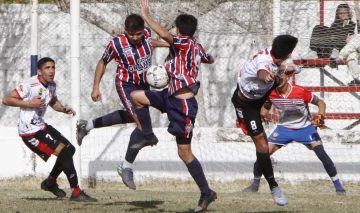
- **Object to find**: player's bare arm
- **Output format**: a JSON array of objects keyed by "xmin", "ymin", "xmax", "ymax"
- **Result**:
[
  {"xmin": 258, "ymin": 69, "xmax": 274, "ymax": 83},
  {"xmin": 2, "ymin": 90, "xmax": 45, "ymax": 108},
  {"xmin": 91, "ymin": 59, "xmax": 107, "ymax": 102},
  {"xmin": 261, "ymin": 102, "xmax": 272, "ymax": 116},
  {"xmin": 140, "ymin": 0, "xmax": 173, "ymax": 45},
  {"xmin": 202, "ymin": 56, "xmax": 215, "ymax": 64},
  {"xmin": 49, "ymin": 97, "xmax": 76, "ymax": 116},
  {"xmin": 315, "ymin": 98, "xmax": 326, "ymax": 116},
  {"xmin": 151, "ymin": 39, "xmax": 170, "ymax": 48}
]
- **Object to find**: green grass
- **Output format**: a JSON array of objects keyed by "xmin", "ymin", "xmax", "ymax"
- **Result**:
[{"xmin": 1, "ymin": 177, "xmax": 360, "ymax": 213}]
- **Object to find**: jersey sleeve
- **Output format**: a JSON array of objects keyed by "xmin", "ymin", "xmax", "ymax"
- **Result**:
[
  {"xmin": 14, "ymin": 82, "xmax": 30, "ymax": 100},
  {"xmin": 197, "ymin": 43, "xmax": 212, "ymax": 63},
  {"xmin": 102, "ymin": 40, "xmax": 117, "ymax": 64},
  {"xmin": 256, "ymin": 55, "xmax": 271, "ymax": 74},
  {"xmin": 303, "ymin": 88, "xmax": 314, "ymax": 104}
]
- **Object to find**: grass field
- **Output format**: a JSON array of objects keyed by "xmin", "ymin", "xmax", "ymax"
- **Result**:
[{"xmin": 1, "ymin": 178, "xmax": 360, "ymax": 213}]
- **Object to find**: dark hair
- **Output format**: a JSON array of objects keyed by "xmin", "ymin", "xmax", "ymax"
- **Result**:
[
  {"xmin": 271, "ymin": 35, "xmax": 298, "ymax": 59},
  {"xmin": 125, "ymin": 14, "xmax": 145, "ymax": 32},
  {"xmin": 335, "ymin": 4, "xmax": 352, "ymax": 23},
  {"xmin": 37, "ymin": 57, "xmax": 55, "ymax": 69},
  {"xmin": 175, "ymin": 14, "xmax": 197, "ymax": 36}
]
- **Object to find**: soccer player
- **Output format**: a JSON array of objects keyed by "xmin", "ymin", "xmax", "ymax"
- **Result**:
[
  {"xmin": 76, "ymin": 14, "xmax": 169, "ymax": 190},
  {"xmin": 2, "ymin": 57, "xmax": 97, "ymax": 202},
  {"xmin": 231, "ymin": 35, "xmax": 298, "ymax": 206},
  {"xmin": 129, "ymin": 0, "xmax": 216, "ymax": 212},
  {"xmin": 242, "ymin": 70, "xmax": 346, "ymax": 196}
]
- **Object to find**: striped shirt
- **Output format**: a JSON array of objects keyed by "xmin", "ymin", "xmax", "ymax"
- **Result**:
[
  {"xmin": 266, "ymin": 83, "xmax": 320, "ymax": 129},
  {"xmin": 165, "ymin": 36, "xmax": 212, "ymax": 95},
  {"xmin": 102, "ymin": 27, "xmax": 153, "ymax": 85}
]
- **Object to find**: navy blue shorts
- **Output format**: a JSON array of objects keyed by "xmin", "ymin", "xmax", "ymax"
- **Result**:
[
  {"xmin": 115, "ymin": 79, "xmax": 149, "ymax": 115},
  {"xmin": 145, "ymin": 89, "xmax": 197, "ymax": 139},
  {"xmin": 268, "ymin": 124, "xmax": 321, "ymax": 146}
]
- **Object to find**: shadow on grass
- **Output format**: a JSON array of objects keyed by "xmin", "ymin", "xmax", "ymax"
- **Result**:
[
  {"xmin": 23, "ymin": 197, "xmax": 65, "ymax": 201},
  {"xmin": 242, "ymin": 211, "xmax": 304, "ymax": 213}
]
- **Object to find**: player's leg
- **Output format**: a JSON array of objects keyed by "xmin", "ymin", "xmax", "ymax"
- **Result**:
[
  {"xmin": 243, "ymin": 143, "xmax": 282, "ymax": 193},
  {"xmin": 168, "ymin": 96, "xmax": 216, "ymax": 212},
  {"xmin": 76, "ymin": 110, "xmax": 134, "ymax": 145},
  {"xmin": 36, "ymin": 126, "xmax": 97, "ymax": 201},
  {"xmin": 130, "ymin": 89, "xmax": 168, "ymax": 151},
  {"xmin": 296, "ymin": 124, "xmax": 345, "ymax": 195},
  {"xmin": 244, "ymin": 110, "xmax": 287, "ymax": 206},
  {"xmin": 21, "ymin": 133, "xmax": 66, "ymax": 198}
]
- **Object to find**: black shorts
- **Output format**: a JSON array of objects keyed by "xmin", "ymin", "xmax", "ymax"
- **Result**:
[
  {"xmin": 231, "ymin": 86, "xmax": 275, "ymax": 136},
  {"xmin": 21, "ymin": 125, "xmax": 71, "ymax": 162}
]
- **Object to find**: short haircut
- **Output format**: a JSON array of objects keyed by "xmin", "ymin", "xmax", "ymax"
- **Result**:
[
  {"xmin": 271, "ymin": 35, "xmax": 298, "ymax": 59},
  {"xmin": 37, "ymin": 57, "xmax": 55, "ymax": 69},
  {"xmin": 175, "ymin": 14, "xmax": 197, "ymax": 37},
  {"xmin": 125, "ymin": 14, "xmax": 145, "ymax": 32}
]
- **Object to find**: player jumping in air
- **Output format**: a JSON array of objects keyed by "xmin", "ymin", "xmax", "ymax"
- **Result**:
[
  {"xmin": 242, "ymin": 68, "xmax": 346, "ymax": 196},
  {"xmin": 130, "ymin": 0, "xmax": 216, "ymax": 212},
  {"xmin": 2, "ymin": 57, "xmax": 97, "ymax": 202},
  {"xmin": 76, "ymin": 14, "xmax": 169, "ymax": 190},
  {"xmin": 232, "ymin": 35, "xmax": 298, "ymax": 206}
]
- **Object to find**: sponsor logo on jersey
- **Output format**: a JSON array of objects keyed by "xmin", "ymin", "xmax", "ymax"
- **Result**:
[
  {"xmin": 38, "ymin": 88, "xmax": 43, "ymax": 96},
  {"xmin": 124, "ymin": 47, "xmax": 134, "ymax": 57},
  {"xmin": 272, "ymin": 132, "xmax": 279, "ymax": 137}
]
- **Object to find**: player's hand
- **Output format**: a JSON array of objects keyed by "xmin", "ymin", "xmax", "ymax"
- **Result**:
[
  {"xmin": 31, "ymin": 97, "xmax": 45, "ymax": 108},
  {"xmin": 311, "ymin": 114, "xmax": 325, "ymax": 129},
  {"xmin": 140, "ymin": 0, "xmax": 150, "ymax": 18},
  {"xmin": 264, "ymin": 72, "xmax": 275, "ymax": 83},
  {"xmin": 91, "ymin": 89, "xmax": 102, "ymax": 102},
  {"xmin": 63, "ymin": 107, "xmax": 76, "ymax": 116}
]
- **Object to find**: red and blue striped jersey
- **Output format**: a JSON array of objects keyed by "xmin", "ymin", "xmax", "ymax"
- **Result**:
[
  {"xmin": 165, "ymin": 35, "xmax": 212, "ymax": 95},
  {"xmin": 102, "ymin": 27, "xmax": 153, "ymax": 85}
]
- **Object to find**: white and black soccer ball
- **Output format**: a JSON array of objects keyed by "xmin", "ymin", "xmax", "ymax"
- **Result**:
[{"xmin": 146, "ymin": 65, "xmax": 169, "ymax": 89}]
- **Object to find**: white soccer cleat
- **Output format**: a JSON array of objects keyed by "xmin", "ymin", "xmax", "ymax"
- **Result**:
[{"xmin": 271, "ymin": 186, "xmax": 288, "ymax": 206}]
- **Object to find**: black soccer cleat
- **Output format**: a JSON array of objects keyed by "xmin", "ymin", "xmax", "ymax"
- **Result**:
[
  {"xmin": 130, "ymin": 134, "xmax": 159, "ymax": 151},
  {"xmin": 194, "ymin": 190, "xmax": 217, "ymax": 213},
  {"xmin": 336, "ymin": 188, "xmax": 346, "ymax": 196},
  {"xmin": 70, "ymin": 191, "xmax": 97, "ymax": 202},
  {"xmin": 41, "ymin": 179, "xmax": 66, "ymax": 198}
]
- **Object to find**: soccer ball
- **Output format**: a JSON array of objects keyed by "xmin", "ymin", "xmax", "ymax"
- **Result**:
[{"xmin": 146, "ymin": 65, "xmax": 169, "ymax": 89}]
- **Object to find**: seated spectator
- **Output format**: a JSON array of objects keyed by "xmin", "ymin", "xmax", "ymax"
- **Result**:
[
  {"xmin": 335, "ymin": 34, "xmax": 360, "ymax": 85},
  {"xmin": 302, "ymin": 3, "xmax": 355, "ymax": 59}
]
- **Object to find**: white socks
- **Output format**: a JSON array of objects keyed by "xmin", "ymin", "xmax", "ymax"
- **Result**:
[
  {"xmin": 85, "ymin": 120, "xmax": 94, "ymax": 131},
  {"xmin": 122, "ymin": 160, "xmax": 133, "ymax": 169}
]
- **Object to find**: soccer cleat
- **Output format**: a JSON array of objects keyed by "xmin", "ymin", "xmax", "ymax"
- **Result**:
[
  {"xmin": 117, "ymin": 163, "xmax": 136, "ymax": 190},
  {"xmin": 242, "ymin": 184, "xmax": 259, "ymax": 193},
  {"xmin": 194, "ymin": 190, "xmax": 217, "ymax": 213},
  {"xmin": 130, "ymin": 134, "xmax": 158, "ymax": 151},
  {"xmin": 336, "ymin": 188, "xmax": 346, "ymax": 196},
  {"xmin": 348, "ymin": 79, "xmax": 360, "ymax": 86},
  {"xmin": 41, "ymin": 179, "xmax": 66, "ymax": 198},
  {"xmin": 70, "ymin": 191, "xmax": 97, "ymax": 202},
  {"xmin": 76, "ymin": 119, "xmax": 89, "ymax": 146},
  {"xmin": 271, "ymin": 186, "xmax": 288, "ymax": 206}
]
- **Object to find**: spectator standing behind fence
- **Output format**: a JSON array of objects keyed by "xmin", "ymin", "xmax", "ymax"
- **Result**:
[
  {"xmin": 302, "ymin": 3, "xmax": 356, "ymax": 59},
  {"xmin": 2, "ymin": 57, "xmax": 97, "ymax": 202}
]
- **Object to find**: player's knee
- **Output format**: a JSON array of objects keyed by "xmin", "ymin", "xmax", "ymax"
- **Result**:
[
  {"xmin": 176, "ymin": 137, "xmax": 193, "ymax": 162},
  {"xmin": 67, "ymin": 143, "xmax": 76, "ymax": 156}
]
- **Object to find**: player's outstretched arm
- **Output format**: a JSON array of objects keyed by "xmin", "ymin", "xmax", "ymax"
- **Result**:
[
  {"xmin": 92, "ymin": 59, "xmax": 107, "ymax": 102},
  {"xmin": 314, "ymin": 98, "xmax": 326, "ymax": 116},
  {"xmin": 151, "ymin": 39, "xmax": 170, "ymax": 48},
  {"xmin": 140, "ymin": 0, "xmax": 173, "ymax": 45},
  {"xmin": 49, "ymin": 96, "xmax": 76, "ymax": 116},
  {"xmin": 2, "ymin": 90, "xmax": 44, "ymax": 109}
]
